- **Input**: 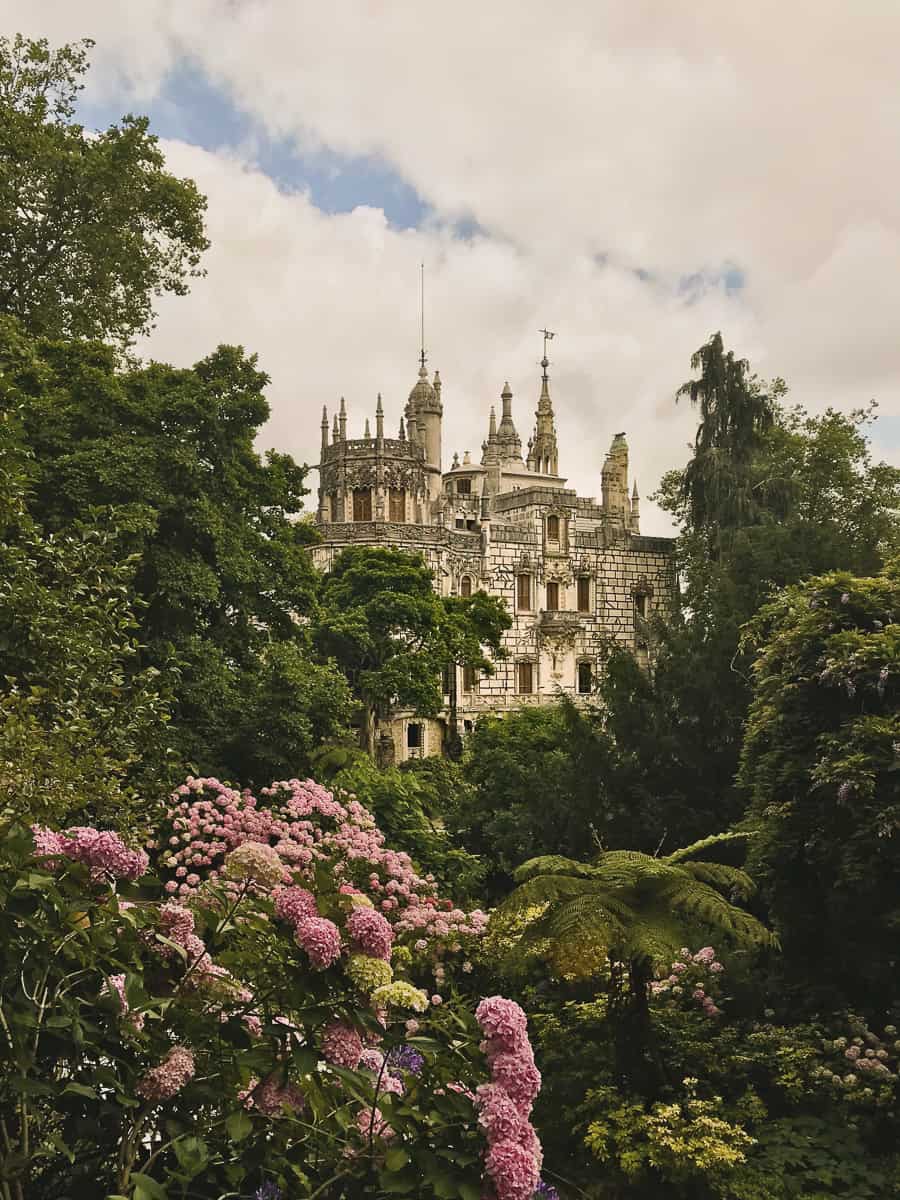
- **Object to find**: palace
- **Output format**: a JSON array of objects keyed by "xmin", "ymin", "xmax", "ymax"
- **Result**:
[{"xmin": 312, "ymin": 345, "xmax": 674, "ymax": 763}]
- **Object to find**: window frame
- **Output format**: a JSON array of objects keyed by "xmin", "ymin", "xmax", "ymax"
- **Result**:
[
  {"xmin": 545, "ymin": 580, "xmax": 560, "ymax": 610},
  {"xmin": 516, "ymin": 573, "xmax": 532, "ymax": 611},
  {"xmin": 516, "ymin": 660, "xmax": 535, "ymax": 694},
  {"xmin": 577, "ymin": 660, "xmax": 593, "ymax": 695},
  {"xmin": 577, "ymin": 576, "xmax": 591, "ymax": 613}
]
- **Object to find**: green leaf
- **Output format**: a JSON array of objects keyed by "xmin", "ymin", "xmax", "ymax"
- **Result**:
[
  {"xmin": 62, "ymin": 1081, "xmax": 97, "ymax": 1099},
  {"xmin": 384, "ymin": 1147, "xmax": 410, "ymax": 1171},
  {"xmin": 225, "ymin": 1110, "xmax": 253, "ymax": 1143},
  {"xmin": 172, "ymin": 1135, "xmax": 208, "ymax": 1177},
  {"xmin": 131, "ymin": 1174, "xmax": 167, "ymax": 1200},
  {"xmin": 377, "ymin": 1168, "xmax": 418, "ymax": 1194}
]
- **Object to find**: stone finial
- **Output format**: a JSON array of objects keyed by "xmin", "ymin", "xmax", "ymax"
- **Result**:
[
  {"xmin": 452, "ymin": 451, "xmax": 460, "ymax": 468},
  {"xmin": 332, "ymin": 413, "xmax": 340, "ymax": 444},
  {"xmin": 321, "ymin": 405, "xmax": 329, "ymax": 451},
  {"xmin": 398, "ymin": 416, "xmax": 406, "ymax": 441},
  {"xmin": 376, "ymin": 393, "xmax": 384, "ymax": 439},
  {"xmin": 364, "ymin": 417, "xmax": 371, "ymax": 439},
  {"xmin": 339, "ymin": 395, "xmax": 347, "ymax": 441},
  {"xmin": 463, "ymin": 450, "xmax": 471, "ymax": 465}
]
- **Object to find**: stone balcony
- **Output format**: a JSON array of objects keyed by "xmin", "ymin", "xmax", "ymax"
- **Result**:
[{"xmin": 536, "ymin": 609, "xmax": 584, "ymax": 637}]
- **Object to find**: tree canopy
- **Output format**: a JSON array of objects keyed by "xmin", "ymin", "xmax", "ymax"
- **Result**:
[{"xmin": 0, "ymin": 35, "xmax": 208, "ymax": 345}]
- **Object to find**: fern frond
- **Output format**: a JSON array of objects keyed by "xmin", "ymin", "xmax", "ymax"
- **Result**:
[
  {"xmin": 513, "ymin": 855, "xmax": 594, "ymax": 883},
  {"xmin": 500, "ymin": 873, "xmax": 598, "ymax": 915},
  {"xmin": 659, "ymin": 877, "xmax": 774, "ymax": 948},
  {"xmin": 678, "ymin": 861, "xmax": 757, "ymax": 900},
  {"xmin": 663, "ymin": 831, "xmax": 752, "ymax": 865}
]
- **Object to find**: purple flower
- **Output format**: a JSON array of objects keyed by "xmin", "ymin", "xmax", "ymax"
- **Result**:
[
  {"xmin": 255, "ymin": 1184, "xmax": 282, "ymax": 1200},
  {"xmin": 387, "ymin": 1044, "xmax": 425, "ymax": 1076},
  {"xmin": 534, "ymin": 1183, "xmax": 560, "ymax": 1199}
]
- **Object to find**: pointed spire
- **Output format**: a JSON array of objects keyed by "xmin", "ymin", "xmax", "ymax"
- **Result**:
[
  {"xmin": 376, "ymin": 393, "xmax": 384, "ymax": 439},
  {"xmin": 530, "ymin": 347, "xmax": 559, "ymax": 475},
  {"xmin": 632, "ymin": 480, "xmax": 639, "ymax": 499},
  {"xmin": 398, "ymin": 416, "xmax": 406, "ymax": 441},
  {"xmin": 489, "ymin": 406, "xmax": 497, "ymax": 439},
  {"xmin": 321, "ymin": 405, "xmax": 329, "ymax": 452},
  {"xmin": 364, "ymin": 417, "xmax": 371, "ymax": 439},
  {"xmin": 338, "ymin": 396, "xmax": 347, "ymax": 441},
  {"xmin": 332, "ymin": 413, "xmax": 339, "ymax": 444},
  {"xmin": 496, "ymin": 383, "xmax": 523, "ymax": 465}
]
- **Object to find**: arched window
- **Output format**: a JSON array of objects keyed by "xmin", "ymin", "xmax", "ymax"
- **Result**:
[
  {"xmin": 517, "ymin": 574, "xmax": 532, "ymax": 611},
  {"xmin": 460, "ymin": 575, "xmax": 472, "ymax": 598},
  {"xmin": 577, "ymin": 661, "xmax": 593, "ymax": 694},
  {"xmin": 546, "ymin": 514, "xmax": 560, "ymax": 541}
]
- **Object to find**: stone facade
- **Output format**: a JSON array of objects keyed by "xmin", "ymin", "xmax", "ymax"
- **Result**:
[{"xmin": 313, "ymin": 352, "xmax": 674, "ymax": 761}]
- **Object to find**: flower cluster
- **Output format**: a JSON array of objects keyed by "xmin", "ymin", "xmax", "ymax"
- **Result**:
[
  {"xmin": 294, "ymin": 916, "xmax": 342, "ymax": 970},
  {"xmin": 388, "ymin": 1044, "xmax": 425, "ymax": 1077},
  {"xmin": 475, "ymin": 997, "xmax": 543, "ymax": 1200},
  {"xmin": 650, "ymin": 947, "xmax": 724, "ymax": 1017},
  {"xmin": 371, "ymin": 981, "xmax": 429, "ymax": 1012},
  {"xmin": 136, "ymin": 1046, "xmax": 195, "ymax": 1102},
  {"xmin": 346, "ymin": 907, "xmax": 393, "ymax": 961},
  {"xmin": 240, "ymin": 1073, "xmax": 306, "ymax": 1116},
  {"xmin": 346, "ymin": 954, "xmax": 393, "ymax": 994},
  {"xmin": 321, "ymin": 1020, "xmax": 364, "ymax": 1070},
  {"xmin": 155, "ymin": 777, "xmax": 487, "ymax": 955},
  {"xmin": 33, "ymin": 825, "xmax": 148, "ymax": 882},
  {"xmin": 816, "ymin": 1017, "xmax": 900, "ymax": 1097},
  {"xmin": 223, "ymin": 841, "xmax": 287, "ymax": 889}
]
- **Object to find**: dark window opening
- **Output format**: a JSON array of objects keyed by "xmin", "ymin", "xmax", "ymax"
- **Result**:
[
  {"xmin": 462, "ymin": 665, "xmax": 476, "ymax": 692},
  {"xmin": 460, "ymin": 575, "xmax": 472, "ymax": 597},
  {"xmin": 353, "ymin": 488, "xmax": 372, "ymax": 521},
  {"xmin": 634, "ymin": 593, "xmax": 649, "ymax": 619},
  {"xmin": 389, "ymin": 487, "xmax": 406, "ymax": 522},
  {"xmin": 406, "ymin": 723, "xmax": 423, "ymax": 749},
  {"xmin": 517, "ymin": 661, "xmax": 534, "ymax": 693},
  {"xmin": 577, "ymin": 576, "xmax": 591, "ymax": 613},
  {"xmin": 466, "ymin": 518, "xmax": 478, "ymax": 531},
  {"xmin": 456, "ymin": 477, "xmax": 472, "ymax": 496},
  {"xmin": 547, "ymin": 514, "xmax": 560, "ymax": 541},
  {"xmin": 577, "ymin": 661, "xmax": 593, "ymax": 694},
  {"xmin": 463, "ymin": 719, "xmax": 474, "ymax": 734},
  {"xmin": 455, "ymin": 518, "xmax": 465, "ymax": 528},
  {"xmin": 517, "ymin": 574, "xmax": 532, "ymax": 610},
  {"xmin": 546, "ymin": 580, "xmax": 559, "ymax": 609}
]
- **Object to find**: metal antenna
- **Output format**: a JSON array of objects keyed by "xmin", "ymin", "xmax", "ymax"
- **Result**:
[
  {"xmin": 539, "ymin": 328, "xmax": 556, "ymax": 362},
  {"xmin": 419, "ymin": 262, "xmax": 426, "ymax": 369}
]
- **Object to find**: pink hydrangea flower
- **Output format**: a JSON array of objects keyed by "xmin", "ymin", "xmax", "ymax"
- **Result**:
[
  {"xmin": 295, "ymin": 917, "xmax": 342, "ymax": 970},
  {"xmin": 476, "ymin": 997, "xmax": 529, "ymax": 1051},
  {"xmin": 485, "ymin": 1137, "xmax": 541, "ymax": 1200},
  {"xmin": 136, "ymin": 1046, "xmax": 195, "ymax": 1102},
  {"xmin": 489, "ymin": 1051, "xmax": 542, "ymax": 1115},
  {"xmin": 321, "ymin": 1021, "xmax": 364, "ymax": 1069},
  {"xmin": 274, "ymin": 886, "xmax": 318, "ymax": 926},
  {"xmin": 346, "ymin": 907, "xmax": 393, "ymax": 961}
]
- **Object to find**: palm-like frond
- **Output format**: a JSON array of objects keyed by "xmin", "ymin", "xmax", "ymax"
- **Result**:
[
  {"xmin": 663, "ymin": 830, "xmax": 752, "ymax": 865},
  {"xmin": 499, "ymin": 836, "xmax": 775, "ymax": 979},
  {"xmin": 513, "ymin": 855, "xmax": 595, "ymax": 883},
  {"xmin": 678, "ymin": 860, "xmax": 756, "ymax": 901}
]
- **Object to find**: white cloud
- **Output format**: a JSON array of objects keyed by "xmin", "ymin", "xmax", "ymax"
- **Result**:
[{"xmin": 3, "ymin": 1, "xmax": 898, "ymax": 532}]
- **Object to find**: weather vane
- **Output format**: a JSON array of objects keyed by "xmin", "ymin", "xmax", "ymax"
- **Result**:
[{"xmin": 539, "ymin": 327, "xmax": 555, "ymax": 361}]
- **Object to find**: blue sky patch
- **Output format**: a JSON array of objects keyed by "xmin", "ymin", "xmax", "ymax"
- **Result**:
[{"xmin": 78, "ymin": 62, "xmax": 429, "ymax": 231}]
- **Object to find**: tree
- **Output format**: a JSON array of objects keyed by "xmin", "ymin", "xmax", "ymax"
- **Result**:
[
  {"xmin": 438, "ymin": 589, "xmax": 511, "ymax": 756},
  {"xmin": 0, "ymin": 391, "xmax": 171, "ymax": 830},
  {"xmin": 674, "ymin": 331, "xmax": 782, "ymax": 547},
  {"xmin": 740, "ymin": 561, "xmax": 900, "ymax": 1012},
  {"xmin": 0, "ymin": 35, "xmax": 208, "ymax": 346},
  {"xmin": 497, "ymin": 834, "xmax": 773, "ymax": 1093},
  {"xmin": 2, "ymin": 319, "xmax": 337, "ymax": 781},
  {"xmin": 315, "ymin": 547, "xmax": 510, "ymax": 758}
]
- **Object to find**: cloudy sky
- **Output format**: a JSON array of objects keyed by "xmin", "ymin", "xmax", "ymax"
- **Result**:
[{"xmin": 5, "ymin": 1, "xmax": 900, "ymax": 533}]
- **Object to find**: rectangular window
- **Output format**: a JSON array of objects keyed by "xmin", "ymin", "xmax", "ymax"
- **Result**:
[
  {"xmin": 462, "ymin": 665, "xmax": 476, "ymax": 692},
  {"xmin": 546, "ymin": 580, "xmax": 559, "ymax": 610},
  {"xmin": 634, "ymin": 593, "xmax": 648, "ymax": 619},
  {"xmin": 577, "ymin": 661, "xmax": 593, "ymax": 694},
  {"xmin": 455, "ymin": 518, "xmax": 465, "ymax": 528},
  {"xmin": 517, "ymin": 661, "xmax": 534, "ymax": 693},
  {"xmin": 517, "ymin": 574, "xmax": 532, "ymax": 610},
  {"xmin": 456, "ymin": 478, "xmax": 472, "ymax": 496},
  {"xmin": 353, "ymin": 488, "xmax": 372, "ymax": 521},
  {"xmin": 406, "ymin": 723, "xmax": 422, "ymax": 749},
  {"xmin": 577, "ymin": 576, "xmax": 591, "ymax": 613},
  {"xmin": 389, "ymin": 488, "xmax": 406, "ymax": 522},
  {"xmin": 546, "ymin": 514, "xmax": 560, "ymax": 541}
]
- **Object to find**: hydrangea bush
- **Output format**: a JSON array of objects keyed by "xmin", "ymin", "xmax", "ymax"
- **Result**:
[{"xmin": 0, "ymin": 775, "xmax": 547, "ymax": 1200}]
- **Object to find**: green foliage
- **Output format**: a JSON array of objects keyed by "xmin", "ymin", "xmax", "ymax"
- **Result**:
[
  {"xmin": 0, "ymin": 34, "xmax": 208, "ymax": 346},
  {"xmin": 0, "ymin": 403, "xmax": 171, "ymax": 829},
  {"xmin": 499, "ymin": 836, "xmax": 773, "ymax": 981},
  {"xmin": 1, "ymin": 318, "xmax": 344, "ymax": 782},
  {"xmin": 329, "ymin": 756, "xmax": 486, "ymax": 903},
  {"xmin": 740, "ymin": 560, "xmax": 900, "ymax": 1010},
  {"xmin": 315, "ymin": 547, "xmax": 509, "ymax": 759}
]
